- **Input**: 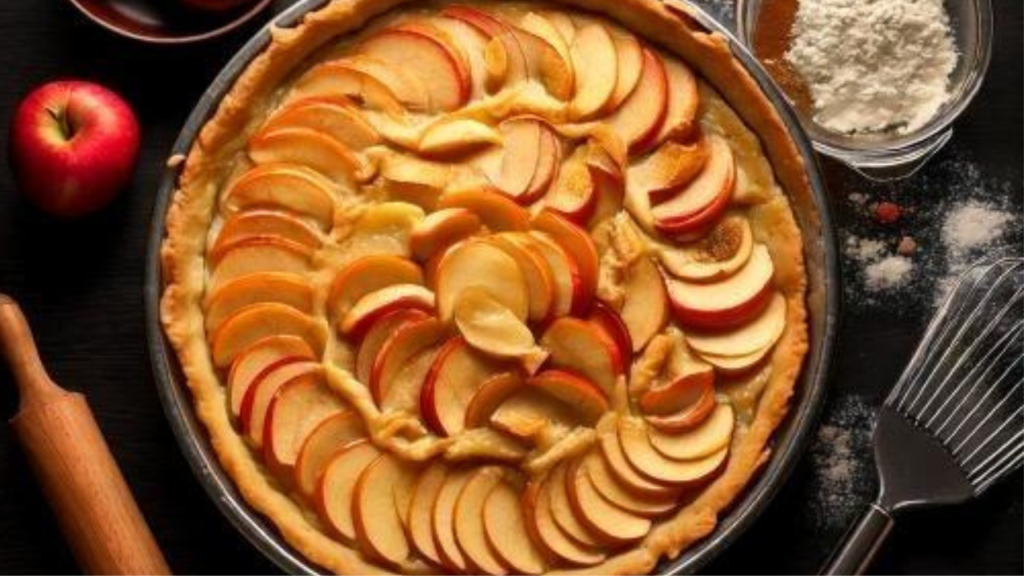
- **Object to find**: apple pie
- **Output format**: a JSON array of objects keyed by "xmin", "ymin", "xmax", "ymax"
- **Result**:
[{"xmin": 160, "ymin": 0, "xmax": 810, "ymax": 573}]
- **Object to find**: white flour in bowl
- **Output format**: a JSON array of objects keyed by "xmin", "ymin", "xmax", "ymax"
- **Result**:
[{"xmin": 786, "ymin": 0, "xmax": 958, "ymax": 134}]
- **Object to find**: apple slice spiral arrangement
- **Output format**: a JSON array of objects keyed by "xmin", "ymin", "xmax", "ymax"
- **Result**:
[{"xmin": 194, "ymin": 4, "xmax": 794, "ymax": 572}]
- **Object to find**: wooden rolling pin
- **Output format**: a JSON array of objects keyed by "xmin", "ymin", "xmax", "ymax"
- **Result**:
[{"xmin": 0, "ymin": 294, "xmax": 170, "ymax": 575}]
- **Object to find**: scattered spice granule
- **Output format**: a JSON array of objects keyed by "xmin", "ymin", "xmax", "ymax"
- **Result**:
[
  {"xmin": 865, "ymin": 255, "xmax": 914, "ymax": 290},
  {"xmin": 873, "ymin": 201, "xmax": 902, "ymax": 224},
  {"xmin": 897, "ymin": 236, "xmax": 918, "ymax": 256},
  {"xmin": 809, "ymin": 395, "xmax": 875, "ymax": 529},
  {"xmin": 941, "ymin": 201, "xmax": 1014, "ymax": 256},
  {"xmin": 845, "ymin": 236, "xmax": 886, "ymax": 261}
]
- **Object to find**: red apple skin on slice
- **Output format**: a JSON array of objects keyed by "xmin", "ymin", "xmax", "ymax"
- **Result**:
[
  {"xmin": 408, "ymin": 463, "xmax": 449, "ymax": 566},
  {"xmin": 620, "ymin": 255, "xmax": 670, "ymax": 353},
  {"xmin": 542, "ymin": 145, "xmax": 598, "ymax": 227},
  {"xmin": 263, "ymin": 375, "xmax": 346, "ymax": 477},
  {"xmin": 683, "ymin": 291, "xmax": 787, "ymax": 357},
  {"xmin": 633, "ymin": 137, "xmax": 710, "ymax": 206},
  {"xmin": 651, "ymin": 134, "xmax": 736, "ymax": 236},
  {"xmin": 421, "ymin": 336, "xmax": 504, "ymax": 437},
  {"xmin": 521, "ymin": 476, "xmax": 606, "ymax": 567},
  {"xmin": 464, "ymin": 372, "xmax": 523, "ymax": 429},
  {"xmin": 352, "ymin": 453, "xmax": 417, "ymax": 569},
  {"xmin": 666, "ymin": 244, "xmax": 775, "ymax": 329},
  {"xmin": 568, "ymin": 22, "xmax": 618, "ymax": 119},
  {"xmin": 212, "ymin": 209, "xmax": 321, "ymax": 253},
  {"xmin": 487, "ymin": 234, "xmax": 556, "ymax": 325},
  {"xmin": 316, "ymin": 439, "xmax": 382, "ymax": 541},
  {"xmin": 532, "ymin": 209, "xmax": 599, "ymax": 315},
  {"xmin": 208, "ymin": 236, "xmax": 313, "ymax": 291},
  {"xmin": 210, "ymin": 302, "xmax": 324, "ymax": 368},
  {"xmin": 605, "ymin": 48, "xmax": 668, "ymax": 153},
  {"xmin": 650, "ymin": 56, "xmax": 700, "ymax": 148},
  {"xmin": 339, "ymin": 283, "xmax": 435, "ymax": 340},
  {"xmin": 432, "ymin": 467, "xmax": 476, "ymax": 572},
  {"xmin": 239, "ymin": 361, "xmax": 323, "ymax": 448},
  {"xmin": 657, "ymin": 215, "xmax": 754, "ymax": 283},
  {"xmin": 409, "ymin": 207, "xmax": 482, "ymax": 262},
  {"xmin": 495, "ymin": 117, "xmax": 543, "ymax": 202},
  {"xmin": 649, "ymin": 402, "xmax": 735, "ymax": 461},
  {"xmin": 588, "ymin": 302, "xmax": 634, "ymax": 364},
  {"xmin": 221, "ymin": 164, "xmax": 335, "ymax": 230},
  {"xmin": 294, "ymin": 410, "xmax": 366, "ymax": 499},
  {"xmin": 565, "ymin": 457, "xmax": 652, "ymax": 544},
  {"xmin": 355, "ymin": 308, "xmax": 431, "ymax": 385},
  {"xmin": 248, "ymin": 127, "xmax": 365, "ymax": 185},
  {"xmin": 527, "ymin": 370, "xmax": 610, "ymax": 425},
  {"xmin": 453, "ymin": 467, "xmax": 507, "ymax": 575},
  {"xmin": 521, "ymin": 232, "xmax": 580, "ymax": 319},
  {"xmin": 640, "ymin": 360, "xmax": 715, "ymax": 416},
  {"xmin": 289, "ymin": 60, "xmax": 405, "ymax": 117},
  {"xmin": 540, "ymin": 317, "xmax": 623, "ymax": 398},
  {"xmin": 328, "ymin": 254, "xmax": 424, "ymax": 320},
  {"xmin": 227, "ymin": 335, "xmax": 315, "ymax": 420},
  {"xmin": 264, "ymin": 96, "xmax": 380, "ymax": 150},
  {"xmin": 370, "ymin": 316, "xmax": 447, "ymax": 408},
  {"xmin": 643, "ymin": 376, "xmax": 717, "ymax": 432}
]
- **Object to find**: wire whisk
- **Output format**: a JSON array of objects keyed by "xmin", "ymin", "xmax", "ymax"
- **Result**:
[{"xmin": 823, "ymin": 257, "xmax": 1023, "ymax": 575}]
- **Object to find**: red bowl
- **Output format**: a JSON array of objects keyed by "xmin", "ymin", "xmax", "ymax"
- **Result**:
[{"xmin": 66, "ymin": 0, "xmax": 274, "ymax": 44}]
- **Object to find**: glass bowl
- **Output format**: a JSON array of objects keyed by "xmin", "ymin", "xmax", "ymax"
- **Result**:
[{"xmin": 736, "ymin": 0, "xmax": 993, "ymax": 181}]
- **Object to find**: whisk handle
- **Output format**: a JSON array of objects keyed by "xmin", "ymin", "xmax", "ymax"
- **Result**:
[{"xmin": 821, "ymin": 503, "xmax": 894, "ymax": 575}]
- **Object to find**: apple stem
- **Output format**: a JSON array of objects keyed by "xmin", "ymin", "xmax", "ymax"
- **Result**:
[{"xmin": 45, "ymin": 105, "xmax": 73, "ymax": 140}]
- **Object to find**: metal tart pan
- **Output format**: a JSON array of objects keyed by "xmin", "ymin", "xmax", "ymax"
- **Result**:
[{"xmin": 144, "ymin": 0, "xmax": 840, "ymax": 572}]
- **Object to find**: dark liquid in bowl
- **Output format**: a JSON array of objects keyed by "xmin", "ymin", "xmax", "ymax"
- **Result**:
[
  {"xmin": 76, "ymin": 0, "xmax": 260, "ymax": 40},
  {"xmin": 751, "ymin": 0, "xmax": 814, "ymax": 117}
]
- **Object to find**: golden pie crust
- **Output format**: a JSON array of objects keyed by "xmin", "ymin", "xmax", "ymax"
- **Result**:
[{"xmin": 160, "ymin": 0, "xmax": 810, "ymax": 573}]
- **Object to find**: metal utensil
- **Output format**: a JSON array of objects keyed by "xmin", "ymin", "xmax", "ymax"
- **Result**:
[{"xmin": 823, "ymin": 257, "xmax": 1023, "ymax": 575}]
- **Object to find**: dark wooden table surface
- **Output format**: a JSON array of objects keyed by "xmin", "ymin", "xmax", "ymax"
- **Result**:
[{"xmin": 0, "ymin": 0, "xmax": 1020, "ymax": 574}]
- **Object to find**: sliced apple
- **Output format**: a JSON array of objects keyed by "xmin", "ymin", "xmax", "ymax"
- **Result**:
[
  {"xmin": 597, "ymin": 423, "xmax": 681, "ymax": 498},
  {"xmin": 489, "ymin": 387, "xmax": 580, "ymax": 440},
  {"xmin": 440, "ymin": 6, "xmax": 530, "ymax": 91},
  {"xmin": 453, "ymin": 467, "xmax": 507, "ymax": 575},
  {"xmin": 464, "ymin": 372, "xmax": 523, "ymax": 429},
  {"xmin": 630, "ymin": 137, "xmax": 709, "ymax": 206},
  {"xmin": 434, "ymin": 239, "xmax": 529, "ymax": 322},
  {"xmin": 643, "ymin": 376, "xmax": 716, "ymax": 433},
  {"xmin": 588, "ymin": 302, "xmax": 633, "ymax": 364},
  {"xmin": 340, "ymin": 284, "xmax": 435, "ymax": 340},
  {"xmin": 437, "ymin": 189, "xmax": 532, "ymax": 231},
  {"xmin": 651, "ymin": 134, "xmax": 735, "ymax": 236},
  {"xmin": 419, "ymin": 118, "xmax": 502, "ymax": 158},
  {"xmin": 523, "ymin": 232, "xmax": 580, "ymax": 318},
  {"xmin": 527, "ymin": 370, "xmax": 609, "ymax": 425},
  {"xmin": 356, "ymin": 308, "xmax": 429, "ymax": 387},
  {"xmin": 227, "ymin": 335, "xmax": 315, "ymax": 420},
  {"xmin": 340, "ymin": 54, "xmax": 434, "ymax": 112},
  {"xmin": 606, "ymin": 256, "xmax": 665, "ymax": 355},
  {"xmin": 329, "ymin": 254, "xmax": 424, "ymax": 322},
  {"xmin": 348, "ymin": 201, "xmax": 426, "ymax": 257},
  {"xmin": 650, "ymin": 402, "xmax": 735, "ymax": 460},
  {"xmin": 606, "ymin": 32, "xmax": 644, "ymax": 112},
  {"xmin": 565, "ymin": 456, "xmax": 652, "ymax": 543},
  {"xmin": 487, "ymin": 234, "xmax": 556, "ymax": 324},
  {"xmin": 239, "ymin": 361, "xmax": 323, "ymax": 447},
  {"xmin": 485, "ymin": 479, "xmax": 545, "ymax": 574},
  {"xmin": 370, "ymin": 316, "xmax": 447, "ymax": 409},
  {"xmin": 359, "ymin": 26, "xmax": 469, "ymax": 111},
  {"xmin": 617, "ymin": 416, "xmax": 728, "ymax": 485},
  {"xmin": 294, "ymin": 410, "xmax": 366, "ymax": 498},
  {"xmin": 290, "ymin": 60, "xmax": 405, "ymax": 116},
  {"xmin": 540, "ymin": 318, "xmax": 622, "ymax": 398},
  {"xmin": 421, "ymin": 336, "xmax": 504, "ymax": 436},
  {"xmin": 606, "ymin": 48, "xmax": 668, "ymax": 153},
  {"xmin": 667, "ymin": 244, "xmax": 775, "ymax": 329},
  {"xmin": 221, "ymin": 164, "xmax": 336, "ymax": 230},
  {"xmin": 213, "ymin": 210, "xmax": 321, "ymax": 254},
  {"xmin": 263, "ymin": 375, "xmax": 345, "ymax": 475},
  {"xmin": 542, "ymin": 145, "xmax": 598, "ymax": 226},
  {"xmin": 409, "ymin": 208, "xmax": 482, "ymax": 262},
  {"xmin": 408, "ymin": 463, "xmax": 449, "ymax": 566},
  {"xmin": 699, "ymin": 343, "xmax": 775, "ymax": 375},
  {"xmin": 650, "ymin": 56, "xmax": 699, "ymax": 147},
  {"xmin": 352, "ymin": 453, "xmax": 417, "ymax": 568},
  {"xmin": 432, "ymin": 467, "xmax": 476, "ymax": 572},
  {"xmin": 640, "ymin": 342, "xmax": 716, "ymax": 416},
  {"xmin": 657, "ymin": 216, "xmax": 754, "ymax": 282},
  {"xmin": 584, "ymin": 139, "xmax": 627, "ymax": 227},
  {"xmin": 495, "ymin": 117, "xmax": 543, "ymax": 203},
  {"xmin": 454, "ymin": 287, "xmax": 547, "ymax": 372},
  {"xmin": 205, "ymin": 272, "xmax": 313, "ymax": 334},
  {"xmin": 520, "ymin": 11, "xmax": 572, "ymax": 72},
  {"xmin": 515, "ymin": 26, "xmax": 574, "ymax": 100},
  {"xmin": 580, "ymin": 450, "xmax": 677, "ymax": 517},
  {"xmin": 568, "ymin": 22, "xmax": 618, "ymax": 119},
  {"xmin": 208, "ymin": 236, "xmax": 313, "ymax": 290},
  {"xmin": 430, "ymin": 16, "xmax": 491, "ymax": 100},
  {"xmin": 264, "ymin": 97, "xmax": 380, "ymax": 150},
  {"xmin": 546, "ymin": 462, "xmax": 604, "ymax": 548},
  {"xmin": 211, "ymin": 302, "xmax": 323, "ymax": 367},
  {"xmin": 532, "ymin": 209, "xmax": 598, "ymax": 314},
  {"xmin": 379, "ymin": 153, "xmax": 451, "ymax": 209},
  {"xmin": 522, "ymin": 477, "xmax": 606, "ymax": 566},
  {"xmin": 248, "ymin": 127, "xmax": 365, "ymax": 185},
  {"xmin": 317, "ymin": 439, "xmax": 382, "ymax": 541},
  {"xmin": 684, "ymin": 291, "xmax": 786, "ymax": 357}
]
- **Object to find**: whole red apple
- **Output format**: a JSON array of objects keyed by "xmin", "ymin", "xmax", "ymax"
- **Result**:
[{"xmin": 9, "ymin": 80, "xmax": 140, "ymax": 218}]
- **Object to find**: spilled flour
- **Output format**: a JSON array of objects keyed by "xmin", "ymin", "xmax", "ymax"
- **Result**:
[{"xmin": 808, "ymin": 394, "xmax": 876, "ymax": 529}]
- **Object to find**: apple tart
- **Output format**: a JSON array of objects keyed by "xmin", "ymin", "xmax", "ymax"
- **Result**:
[{"xmin": 161, "ymin": 0, "xmax": 810, "ymax": 573}]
